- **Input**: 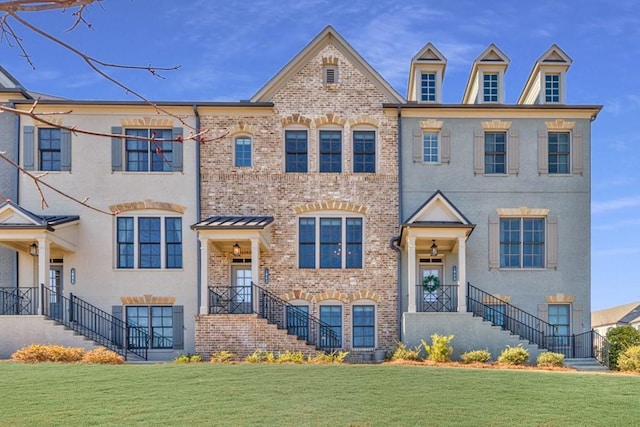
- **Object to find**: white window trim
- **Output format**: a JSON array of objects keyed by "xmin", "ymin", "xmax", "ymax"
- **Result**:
[
  {"xmin": 422, "ymin": 131, "xmax": 440, "ymax": 164},
  {"xmin": 414, "ymin": 68, "xmax": 443, "ymax": 103}
]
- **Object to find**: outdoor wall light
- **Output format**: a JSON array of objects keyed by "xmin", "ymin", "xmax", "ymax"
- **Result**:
[
  {"xmin": 29, "ymin": 242, "xmax": 38, "ymax": 257},
  {"xmin": 430, "ymin": 240, "xmax": 438, "ymax": 257},
  {"xmin": 232, "ymin": 242, "xmax": 241, "ymax": 257}
]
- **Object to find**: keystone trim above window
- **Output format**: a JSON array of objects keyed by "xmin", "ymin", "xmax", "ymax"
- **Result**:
[
  {"xmin": 23, "ymin": 126, "xmax": 72, "ymax": 172},
  {"xmin": 111, "ymin": 126, "xmax": 183, "ymax": 172}
]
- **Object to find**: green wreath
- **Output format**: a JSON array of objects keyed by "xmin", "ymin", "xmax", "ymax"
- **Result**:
[{"xmin": 422, "ymin": 274, "xmax": 441, "ymax": 293}]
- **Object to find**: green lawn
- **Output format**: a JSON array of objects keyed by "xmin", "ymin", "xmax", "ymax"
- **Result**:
[{"xmin": 1, "ymin": 363, "xmax": 639, "ymax": 426}]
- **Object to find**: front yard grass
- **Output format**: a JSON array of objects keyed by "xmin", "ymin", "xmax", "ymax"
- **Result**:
[{"xmin": 1, "ymin": 362, "xmax": 639, "ymax": 426}]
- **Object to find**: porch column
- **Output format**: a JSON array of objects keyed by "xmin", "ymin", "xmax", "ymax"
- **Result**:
[
  {"xmin": 250, "ymin": 238, "xmax": 260, "ymax": 313},
  {"xmin": 407, "ymin": 237, "xmax": 417, "ymax": 313},
  {"xmin": 199, "ymin": 239, "xmax": 209, "ymax": 314},
  {"xmin": 457, "ymin": 237, "xmax": 467, "ymax": 312},
  {"xmin": 36, "ymin": 238, "xmax": 50, "ymax": 315}
]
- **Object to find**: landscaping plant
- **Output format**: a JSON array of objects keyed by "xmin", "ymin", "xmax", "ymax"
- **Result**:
[
  {"xmin": 606, "ymin": 326, "xmax": 640, "ymax": 370},
  {"xmin": 460, "ymin": 349, "xmax": 491, "ymax": 364},
  {"xmin": 497, "ymin": 345, "xmax": 529, "ymax": 366},
  {"xmin": 421, "ymin": 334, "xmax": 454, "ymax": 362}
]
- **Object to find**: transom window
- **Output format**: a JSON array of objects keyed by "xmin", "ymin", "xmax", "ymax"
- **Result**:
[
  {"xmin": 353, "ymin": 305, "xmax": 375, "ymax": 348},
  {"xmin": 234, "ymin": 136, "xmax": 252, "ymax": 167},
  {"xmin": 423, "ymin": 132, "xmax": 439, "ymax": 163},
  {"xmin": 298, "ymin": 215, "xmax": 363, "ymax": 269},
  {"xmin": 117, "ymin": 216, "xmax": 182, "ymax": 269},
  {"xmin": 38, "ymin": 128, "xmax": 61, "ymax": 171},
  {"xmin": 500, "ymin": 217, "xmax": 545, "ymax": 268},
  {"xmin": 485, "ymin": 132, "xmax": 506, "ymax": 174},
  {"xmin": 353, "ymin": 130, "xmax": 375, "ymax": 173},
  {"xmin": 545, "ymin": 74, "xmax": 560, "ymax": 103},
  {"xmin": 483, "ymin": 73, "xmax": 498, "ymax": 102},
  {"xmin": 319, "ymin": 130, "xmax": 342, "ymax": 173},
  {"xmin": 548, "ymin": 132, "xmax": 570, "ymax": 174},
  {"xmin": 420, "ymin": 73, "xmax": 436, "ymax": 102},
  {"xmin": 285, "ymin": 130, "xmax": 308, "ymax": 172},
  {"xmin": 126, "ymin": 305, "xmax": 173, "ymax": 349},
  {"xmin": 320, "ymin": 305, "xmax": 342, "ymax": 348},
  {"xmin": 125, "ymin": 128, "xmax": 173, "ymax": 172}
]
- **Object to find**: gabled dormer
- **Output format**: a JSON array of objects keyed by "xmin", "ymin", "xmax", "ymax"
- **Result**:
[
  {"xmin": 407, "ymin": 43, "xmax": 447, "ymax": 103},
  {"xmin": 518, "ymin": 45, "xmax": 572, "ymax": 105},
  {"xmin": 462, "ymin": 44, "xmax": 510, "ymax": 104}
]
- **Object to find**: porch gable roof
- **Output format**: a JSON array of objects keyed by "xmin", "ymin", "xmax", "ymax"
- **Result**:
[{"xmin": 0, "ymin": 200, "xmax": 79, "ymax": 230}]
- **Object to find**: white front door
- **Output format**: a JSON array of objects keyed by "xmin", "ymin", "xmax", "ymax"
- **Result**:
[
  {"xmin": 231, "ymin": 266, "xmax": 252, "ymax": 313},
  {"xmin": 418, "ymin": 265, "xmax": 442, "ymax": 311}
]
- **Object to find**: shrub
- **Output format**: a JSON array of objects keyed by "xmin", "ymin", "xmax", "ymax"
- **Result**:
[
  {"xmin": 390, "ymin": 342, "xmax": 422, "ymax": 361},
  {"xmin": 276, "ymin": 350, "xmax": 305, "ymax": 364},
  {"xmin": 497, "ymin": 345, "xmax": 529, "ymax": 366},
  {"xmin": 82, "ymin": 347, "xmax": 124, "ymax": 364},
  {"xmin": 536, "ymin": 351, "xmax": 565, "ymax": 368},
  {"xmin": 245, "ymin": 350, "xmax": 276, "ymax": 363},
  {"xmin": 421, "ymin": 334, "xmax": 454, "ymax": 363},
  {"xmin": 460, "ymin": 349, "xmax": 491, "ymax": 364},
  {"xmin": 11, "ymin": 344, "xmax": 85, "ymax": 363},
  {"xmin": 606, "ymin": 326, "xmax": 640, "ymax": 370},
  {"xmin": 617, "ymin": 345, "xmax": 640, "ymax": 373},
  {"xmin": 210, "ymin": 351, "xmax": 235, "ymax": 363},
  {"xmin": 308, "ymin": 351, "xmax": 348, "ymax": 364},
  {"xmin": 173, "ymin": 353, "xmax": 203, "ymax": 364}
]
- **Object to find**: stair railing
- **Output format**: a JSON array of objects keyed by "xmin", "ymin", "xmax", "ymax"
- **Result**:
[{"xmin": 41, "ymin": 284, "xmax": 148, "ymax": 360}]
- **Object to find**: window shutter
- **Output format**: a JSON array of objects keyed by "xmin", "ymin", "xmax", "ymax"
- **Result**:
[
  {"xmin": 572, "ymin": 131, "xmax": 583, "ymax": 175},
  {"xmin": 538, "ymin": 130, "xmax": 548, "ymax": 175},
  {"xmin": 111, "ymin": 126, "xmax": 123, "ymax": 171},
  {"xmin": 441, "ymin": 129, "xmax": 451, "ymax": 164},
  {"xmin": 172, "ymin": 127, "xmax": 184, "ymax": 172},
  {"xmin": 111, "ymin": 305, "xmax": 124, "ymax": 348},
  {"xmin": 412, "ymin": 129, "xmax": 422, "ymax": 162},
  {"xmin": 172, "ymin": 305, "xmax": 184, "ymax": 349},
  {"xmin": 547, "ymin": 215, "xmax": 558, "ymax": 269},
  {"xmin": 488, "ymin": 216, "xmax": 499, "ymax": 269},
  {"xmin": 473, "ymin": 130, "xmax": 484, "ymax": 175},
  {"xmin": 537, "ymin": 304, "xmax": 548, "ymax": 321},
  {"xmin": 23, "ymin": 126, "xmax": 35, "ymax": 170},
  {"xmin": 60, "ymin": 129, "xmax": 72, "ymax": 171},
  {"xmin": 508, "ymin": 130, "xmax": 519, "ymax": 175}
]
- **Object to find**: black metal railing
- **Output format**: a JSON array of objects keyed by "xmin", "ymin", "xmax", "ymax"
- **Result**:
[
  {"xmin": 416, "ymin": 284, "xmax": 458, "ymax": 312},
  {"xmin": 208, "ymin": 283, "xmax": 341, "ymax": 351},
  {"xmin": 0, "ymin": 287, "xmax": 37, "ymax": 315},
  {"xmin": 41, "ymin": 284, "xmax": 148, "ymax": 360}
]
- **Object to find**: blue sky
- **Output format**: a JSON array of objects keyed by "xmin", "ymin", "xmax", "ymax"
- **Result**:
[{"xmin": 1, "ymin": 0, "xmax": 639, "ymax": 310}]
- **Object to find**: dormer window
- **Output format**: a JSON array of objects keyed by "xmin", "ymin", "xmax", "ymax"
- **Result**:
[
  {"xmin": 462, "ymin": 44, "xmax": 509, "ymax": 105},
  {"xmin": 483, "ymin": 73, "xmax": 499, "ymax": 103},
  {"xmin": 324, "ymin": 66, "xmax": 338, "ymax": 84},
  {"xmin": 517, "ymin": 45, "xmax": 572, "ymax": 105},
  {"xmin": 545, "ymin": 74, "xmax": 560, "ymax": 103},
  {"xmin": 407, "ymin": 43, "xmax": 446, "ymax": 103},
  {"xmin": 420, "ymin": 73, "xmax": 436, "ymax": 102}
]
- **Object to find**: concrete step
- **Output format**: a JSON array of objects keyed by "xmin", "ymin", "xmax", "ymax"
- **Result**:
[{"xmin": 565, "ymin": 358, "xmax": 609, "ymax": 372}]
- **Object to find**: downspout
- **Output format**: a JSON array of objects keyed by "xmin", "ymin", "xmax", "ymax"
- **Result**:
[
  {"xmin": 193, "ymin": 105, "xmax": 201, "ymax": 312},
  {"xmin": 393, "ymin": 105, "xmax": 403, "ymax": 341},
  {"xmin": 12, "ymin": 101, "xmax": 19, "ymax": 286}
]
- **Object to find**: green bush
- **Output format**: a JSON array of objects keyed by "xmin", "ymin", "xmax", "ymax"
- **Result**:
[
  {"xmin": 210, "ymin": 351, "xmax": 235, "ymax": 363},
  {"xmin": 606, "ymin": 326, "xmax": 640, "ymax": 370},
  {"xmin": 497, "ymin": 345, "xmax": 529, "ymax": 366},
  {"xmin": 390, "ymin": 342, "xmax": 422, "ymax": 361},
  {"xmin": 536, "ymin": 351, "xmax": 565, "ymax": 368},
  {"xmin": 460, "ymin": 349, "xmax": 491, "ymax": 364},
  {"xmin": 617, "ymin": 345, "xmax": 640, "ymax": 373},
  {"xmin": 308, "ymin": 351, "xmax": 348, "ymax": 364},
  {"xmin": 276, "ymin": 350, "xmax": 305, "ymax": 364},
  {"xmin": 421, "ymin": 334, "xmax": 454, "ymax": 362}
]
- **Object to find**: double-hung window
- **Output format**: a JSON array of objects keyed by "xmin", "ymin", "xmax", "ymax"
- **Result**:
[
  {"xmin": 485, "ymin": 132, "xmax": 506, "ymax": 174},
  {"xmin": 353, "ymin": 130, "xmax": 375, "ymax": 173},
  {"xmin": 423, "ymin": 132, "xmax": 439, "ymax": 163},
  {"xmin": 38, "ymin": 128, "xmax": 61, "ymax": 171},
  {"xmin": 117, "ymin": 216, "xmax": 182, "ymax": 269},
  {"xmin": 483, "ymin": 73, "xmax": 498, "ymax": 102},
  {"xmin": 545, "ymin": 74, "xmax": 560, "ymax": 103},
  {"xmin": 285, "ymin": 130, "xmax": 308, "ymax": 172},
  {"xmin": 298, "ymin": 215, "xmax": 363, "ymax": 269},
  {"xmin": 500, "ymin": 217, "xmax": 545, "ymax": 268},
  {"xmin": 319, "ymin": 130, "xmax": 342, "ymax": 173},
  {"xmin": 234, "ymin": 136, "xmax": 252, "ymax": 167},
  {"xmin": 125, "ymin": 128, "xmax": 173, "ymax": 172},
  {"xmin": 352, "ymin": 305, "xmax": 375, "ymax": 348},
  {"xmin": 420, "ymin": 73, "xmax": 436, "ymax": 102},
  {"xmin": 548, "ymin": 132, "xmax": 570, "ymax": 174}
]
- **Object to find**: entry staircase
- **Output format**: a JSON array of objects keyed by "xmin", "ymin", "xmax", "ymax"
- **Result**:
[{"xmin": 467, "ymin": 283, "xmax": 610, "ymax": 369}]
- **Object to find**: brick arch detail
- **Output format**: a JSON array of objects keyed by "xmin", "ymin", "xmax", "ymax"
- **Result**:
[
  {"xmin": 280, "ymin": 290, "xmax": 314, "ymax": 303},
  {"xmin": 281, "ymin": 114, "xmax": 312, "ymax": 127},
  {"xmin": 349, "ymin": 290, "xmax": 382, "ymax": 303},
  {"xmin": 293, "ymin": 201, "xmax": 368, "ymax": 215},
  {"xmin": 229, "ymin": 121, "xmax": 258, "ymax": 136},
  {"xmin": 348, "ymin": 115, "xmax": 380, "ymax": 128},
  {"xmin": 314, "ymin": 113, "xmax": 347, "ymax": 128},
  {"xmin": 316, "ymin": 291, "xmax": 349, "ymax": 303},
  {"xmin": 109, "ymin": 199, "xmax": 187, "ymax": 214}
]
